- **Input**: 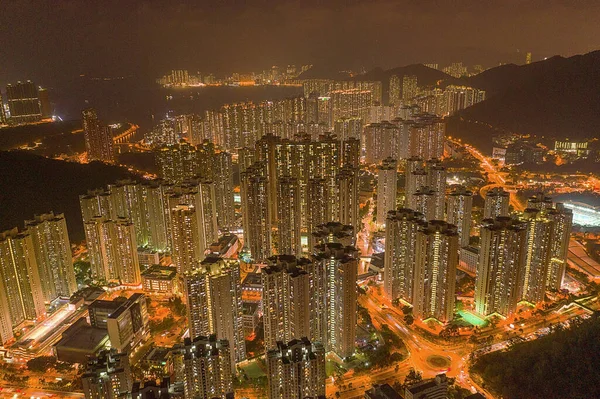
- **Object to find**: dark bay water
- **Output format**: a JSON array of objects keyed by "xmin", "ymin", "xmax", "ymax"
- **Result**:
[{"xmin": 50, "ymin": 77, "xmax": 303, "ymax": 130}]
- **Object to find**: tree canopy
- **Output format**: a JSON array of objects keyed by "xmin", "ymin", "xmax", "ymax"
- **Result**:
[{"xmin": 471, "ymin": 315, "xmax": 600, "ymax": 399}]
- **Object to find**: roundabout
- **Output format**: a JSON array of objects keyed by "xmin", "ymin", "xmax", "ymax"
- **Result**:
[{"xmin": 426, "ymin": 355, "xmax": 452, "ymax": 370}]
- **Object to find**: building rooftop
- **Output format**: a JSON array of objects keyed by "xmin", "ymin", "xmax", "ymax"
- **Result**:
[
  {"xmin": 406, "ymin": 373, "xmax": 447, "ymax": 396},
  {"xmin": 243, "ymin": 272, "xmax": 262, "ymax": 286},
  {"xmin": 365, "ymin": 383, "xmax": 403, "ymax": 399},
  {"xmin": 88, "ymin": 299, "xmax": 123, "ymax": 312},
  {"xmin": 242, "ymin": 302, "xmax": 259, "ymax": 315},
  {"xmin": 209, "ymin": 234, "xmax": 238, "ymax": 255},
  {"xmin": 143, "ymin": 346, "xmax": 171, "ymax": 364},
  {"xmin": 54, "ymin": 318, "xmax": 108, "ymax": 353},
  {"xmin": 69, "ymin": 286, "xmax": 106, "ymax": 304},
  {"xmin": 142, "ymin": 265, "xmax": 178, "ymax": 280}
]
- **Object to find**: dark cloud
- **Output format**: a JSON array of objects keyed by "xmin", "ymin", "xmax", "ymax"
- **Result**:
[{"xmin": 1, "ymin": 0, "xmax": 599, "ymax": 85}]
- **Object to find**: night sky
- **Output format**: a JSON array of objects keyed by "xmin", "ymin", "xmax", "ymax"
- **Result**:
[{"xmin": 1, "ymin": 0, "xmax": 599, "ymax": 86}]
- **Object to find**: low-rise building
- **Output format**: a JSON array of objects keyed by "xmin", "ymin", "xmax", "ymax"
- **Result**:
[
  {"xmin": 209, "ymin": 234, "xmax": 240, "ymax": 258},
  {"xmin": 89, "ymin": 298, "xmax": 125, "ymax": 329},
  {"xmin": 69, "ymin": 286, "xmax": 107, "ymax": 310},
  {"xmin": 138, "ymin": 248, "xmax": 161, "ymax": 270},
  {"xmin": 364, "ymin": 383, "xmax": 403, "ymax": 399},
  {"xmin": 88, "ymin": 294, "xmax": 149, "ymax": 353},
  {"xmin": 459, "ymin": 245, "xmax": 479, "ymax": 275},
  {"xmin": 241, "ymin": 302, "xmax": 260, "ymax": 336},
  {"xmin": 141, "ymin": 265, "xmax": 179, "ymax": 295},
  {"xmin": 53, "ymin": 318, "xmax": 109, "ymax": 363},
  {"xmin": 106, "ymin": 293, "xmax": 149, "ymax": 353},
  {"xmin": 405, "ymin": 374, "xmax": 448, "ymax": 399}
]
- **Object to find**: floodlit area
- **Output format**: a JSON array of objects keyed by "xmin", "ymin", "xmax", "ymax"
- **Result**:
[
  {"xmin": 22, "ymin": 304, "xmax": 75, "ymax": 342},
  {"xmin": 563, "ymin": 202, "xmax": 600, "ymax": 227},
  {"xmin": 457, "ymin": 310, "xmax": 487, "ymax": 327}
]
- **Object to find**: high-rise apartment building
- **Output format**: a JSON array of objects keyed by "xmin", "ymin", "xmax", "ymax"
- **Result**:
[
  {"xmin": 241, "ymin": 163, "xmax": 272, "ymax": 261},
  {"xmin": 405, "ymin": 114, "xmax": 445, "ymax": 160},
  {"xmin": 413, "ymin": 221, "xmax": 458, "ymax": 323},
  {"xmin": 311, "ymin": 222, "xmax": 355, "ymax": 249},
  {"xmin": 389, "ymin": 75, "xmax": 401, "ymax": 106},
  {"xmin": 313, "ymin": 134, "xmax": 344, "ymax": 225},
  {"xmin": 312, "ymin": 243, "xmax": 358, "ymax": 358},
  {"xmin": 443, "ymin": 62, "xmax": 468, "ymax": 78},
  {"xmin": 402, "ymin": 75, "xmax": 418, "ymax": 103},
  {"xmin": 84, "ymin": 217, "xmax": 141, "ymax": 285},
  {"xmin": 412, "ymin": 186, "xmax": 436, "ymax": 221},
  {"xmin": 174, "ymin": 180, "xmax": 219, "ymax": 247},
  {"xmin": 330, "ymin": 89, "xmax": 373, "ymax": 123},
  {"xmin": 307, "ymin": 178, "xmax": 331, "ymax": 252},
  {"xmin": 213, "ymin": 151, "xmax": 236, "ymax": 228},
  {"xmin": 155, "ymin": 142, "xmax": 203, "ymax": 183},
  {"xmin": 277, "ymin": 177, "xmax": 302, "ymax": 256},
  {"xmin": 170, "ymin": 205, "xmax": 203, "ymax": 274},
  {"xmin": 520, "ymin": 209, "xmax": 553, "ymax": 304},
  {"xmin": 337, "ymin": 166, "xmax": 360, "ymax": 230},
  {"xmin": 184, "ymin": 256, "xmax": 245, "ymax": 369},
  {"xmin": 262, "ymin": 256, "xmax": 312, "ymax": 349},
  {"xmin": 266, "ymin": 338, "xmax": 326, "ymax": 399},
  {"xmin": 342, "ymin": 137, "xmax": 361, "ymax": 168},
  {"xmin": 426, "ymin": 158, "xmax": 446, "ymax": 220},
  {"xmin": 154, "ymin": 141, "xmax": 234, "ymax": 230},
  {"xmin": 526, "ymin": 192, "xmax": 554, "ymax": 211},
  {"xmin": 109, "ymin": 180, "xmax": 148, "ymax": 247},
  {"xmin": 475, "ymin": 217, "xmax": 527, "ymax": 317},
  {"xmin": 384, "ymin": 209, "xmax": 425, "ymax": 303},
  {"xmin": 79, "ymin": 188, "xmax": 113, "ymax": 224},
  {"xmin": 376, "ymin": 158, "xmax": 398, "ymax": 226},
  {"xmin": 82, "ymin": 349, "xmax": 132, "ymax": 399},
  {"xmin": 334, "ymin": 117, "xmax": 363, "ymax": 141},
  {"xmin": 38, "ymin": 87, "xmax": 52, "ymax": 118},
  {"xmin": 181, "ymin": 335, "xmax": 233, "ymax": 399},
  {"xmin": 82, "ymin": 108, "xmax": 114, "ymax": 162},
  {"xmin": 483, "ymin": 187, "xmax": 510, "ymax": 219},
  {"xmin": 24, "ymin": 213, "xmax": 77, "ymax": 302},
  {"xmin": 5, "ymin": 81, "xmax": 42, "ymax": 124},
  {"xmin": 140, "ymin": 181, "xmax": 170, "ymax": 252},
  {"xmin": 81, "ymin": 177, "xmax": 220, "ymax": 256},
  {"xmin": 405, "ymin": 157, "xmax": 427, "ymax": 209},
  {"xmin": 546, "ymin": 204, "xmax": 573, "ymax": 290},
  {"xmin": 0, "ymin": 229, "xmax": 46, "ymax": 344},
  {"xmin": 446, "ymin": 186, "xmax": 473, "ymax": 247},
  {"xmin": 364, "ymin": 121, "xmax": 401, "ymax": 165},
  {"xmin": 442, "ymin": 86, "xmax": 486, "ymax": 115},
  {"xmin": 0, "ymin": 91, "xmax": 6, "ymax": 124}
]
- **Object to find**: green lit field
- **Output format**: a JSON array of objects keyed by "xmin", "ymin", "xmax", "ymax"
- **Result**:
[
  {"xmin": 239, "ymin": 360, "xmax": 266, "ymax": 379},
  {"xmin": 457, "ymin": 310, "xmax": 488, "ymax": 327}
]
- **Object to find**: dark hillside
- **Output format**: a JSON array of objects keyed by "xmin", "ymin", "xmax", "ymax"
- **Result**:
[{"xmin": 0, "ymin": 151, "xmax": 139, "ymax": 241}]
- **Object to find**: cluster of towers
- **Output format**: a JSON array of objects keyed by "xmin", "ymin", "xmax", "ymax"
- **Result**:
[
  {"xmin": 240, "ymin": 133, "xmax": 360, "ymax": 261},
  {"xmin": 0, "ymin": 213, "xmax": 77, "ymax": 344},
  {"xmin": 383, "ymin": 174, "xmax": 573, "ymax": 322}
]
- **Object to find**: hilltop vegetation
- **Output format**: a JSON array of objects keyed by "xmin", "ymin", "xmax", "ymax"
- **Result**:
[{"xmin": 471, "ymin": 315, "xmax": 600, "ymax": 399}]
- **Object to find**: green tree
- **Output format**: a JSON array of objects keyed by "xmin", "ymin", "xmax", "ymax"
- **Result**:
[
  {"xmin": 73, "ymin": 260, "xmax": 91, "ymax": 285},
  {"xmin": 403, "ymin": 368, "xmax": 422, "ymax": 388},
  {"xmin": 27, "ymin": 356, "xmax": 57, "ymax": 373}
]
